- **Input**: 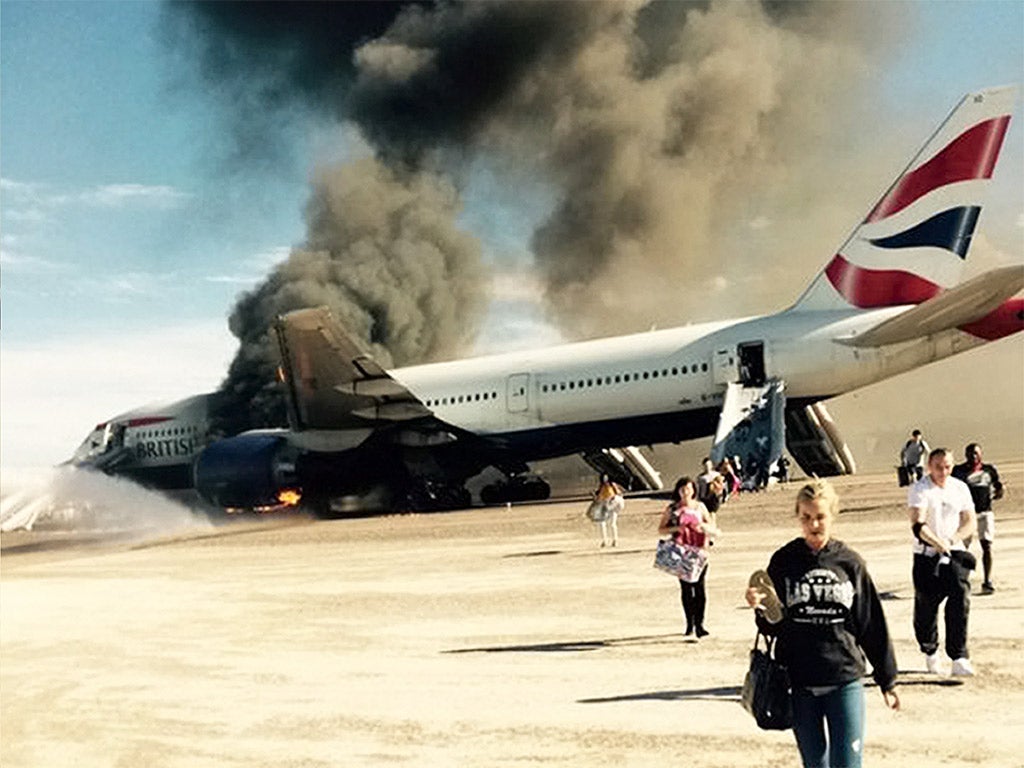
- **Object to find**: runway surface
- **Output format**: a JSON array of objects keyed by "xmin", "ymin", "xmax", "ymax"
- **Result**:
[{"xmin": 3, "ymin": 466, "xmax": 1023, "ymax": 767}]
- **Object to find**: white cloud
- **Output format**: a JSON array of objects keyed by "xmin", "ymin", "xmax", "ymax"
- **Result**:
[
  {"xmin": 0, "ymin": 247, "xmax": 65, "ymax": 274},
  {"xmin": 1, "ymin": 177, "xmax": 190, "ymax": 211},
  {"xmin": 204, "ymin": 245, "xmax": 292, "ymax": 286},
  {"xmin": 82, "ymin": 183, "xmax": 191, "ymax": 209},
  {"xmin": 0, "ymin": 321, "xmax": 237, "ymax": 469}
]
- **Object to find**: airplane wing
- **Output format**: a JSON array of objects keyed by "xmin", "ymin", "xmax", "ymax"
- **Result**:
[
  {"xmin": 275, "ymin": 307, "xmax": 432, "ymax": 430},
  {"xmin": 836, "ymin": 265, "xmax": 1024, "ymax": 347}
]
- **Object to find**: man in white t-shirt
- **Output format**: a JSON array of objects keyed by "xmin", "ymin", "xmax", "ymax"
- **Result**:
[{"xmin": 908, "ymin": 448, "xmax": 977, "ymax": 677}]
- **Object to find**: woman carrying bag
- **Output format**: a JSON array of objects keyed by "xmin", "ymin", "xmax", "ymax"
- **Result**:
[
  {"xmin": 745, "ymin": 479, "xmax": 900, "ymax": 768},
  {"xmin": 659, "ymin": 476, "xmax": 719, "ymax": 638}
]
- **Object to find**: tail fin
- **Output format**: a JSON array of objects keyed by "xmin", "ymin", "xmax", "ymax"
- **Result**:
[{"xmin": 792, "ymin": 85, "xmax": 1017, "ymax": 312}]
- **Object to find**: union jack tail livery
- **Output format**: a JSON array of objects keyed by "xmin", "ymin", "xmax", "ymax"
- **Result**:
[{"xmin": 794, "ymin": 85, "xmax": 1018, "ymax": 314}]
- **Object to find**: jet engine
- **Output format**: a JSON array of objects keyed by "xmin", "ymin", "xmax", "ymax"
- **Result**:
[{"xmin": 193, "ymin": 432, "xmax": 300, "ymax": 511}]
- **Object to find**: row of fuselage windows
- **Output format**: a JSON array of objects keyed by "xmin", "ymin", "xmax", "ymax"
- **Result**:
[
  {"xmin": 425, "ymin": 391, "xmax": 501, "ymax": 408},
  {"xmin": 423, "ymin": 361, "xmax": 710, "ymax": 409},
  {"xmin": 132, "ymin": 425, "xmax": 202, "ymax": 439}
]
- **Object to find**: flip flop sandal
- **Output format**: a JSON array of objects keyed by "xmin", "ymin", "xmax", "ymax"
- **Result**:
[{"xmin": 749, "ymin": 569, "xmax": 783, "ymax": 624}]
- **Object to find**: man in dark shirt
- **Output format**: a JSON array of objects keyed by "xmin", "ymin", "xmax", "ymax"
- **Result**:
[{"xmin": 952, "ymin": 443, "xmax": 1003, "ymax": 594}]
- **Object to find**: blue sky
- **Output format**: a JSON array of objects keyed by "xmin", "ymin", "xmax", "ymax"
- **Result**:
[{"xmin": 2, "ymin": 0, "xmax": 1022, "ymax": 470}]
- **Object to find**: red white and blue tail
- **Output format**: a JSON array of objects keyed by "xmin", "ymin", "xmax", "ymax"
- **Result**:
[{"xmin": 792, "ymin": 85, "xmax": 1017, "ymax": 312}]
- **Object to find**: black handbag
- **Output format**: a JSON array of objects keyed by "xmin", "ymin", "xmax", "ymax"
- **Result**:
[
  {"xmin": 741, "ymin": 630, "xmax": 793, "ymax": 730},
  {"xmin": 950, "ymin": 549, "xmax": 977, "ymax": 571}
]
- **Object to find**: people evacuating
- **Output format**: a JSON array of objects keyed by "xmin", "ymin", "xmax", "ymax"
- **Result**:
[
  {"xmin": 908, "ymin": 448, "xmax": 977, "ymax": 677},
  {"xmin": 696, "ymin": 458, "xmax": 722, "ymax": 501},
  {"xmin": 659, "ymin": 476, "xmax": 719, "ymax": 638},
  {"xmin": 952, "ymin": 443, "xmax": 1003, "ymax": 594},
  {"xmin": 588, "ymin": 474, "xmax": 624, "ymax": 547},
  {"xmin": 745, "ymin": 479, "xmax": 900, "ymax": 768},
  {"xmin": 716, "ymin": 458, "xmax": 741, "ymax": 499},
  {"xmin": 899, "ymin": 429, "xmax": 930, "ymax": 484}
]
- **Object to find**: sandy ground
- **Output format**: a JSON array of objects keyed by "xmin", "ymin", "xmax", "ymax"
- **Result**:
[{"xmin": 2, "ymin": 466, "xmax": 1023, "ymax": 768}]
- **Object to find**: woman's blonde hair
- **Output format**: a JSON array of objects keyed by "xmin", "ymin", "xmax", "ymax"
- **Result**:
[{"xmin": 793, "ymin": 478, "xmax": 839, "ymax": 517}]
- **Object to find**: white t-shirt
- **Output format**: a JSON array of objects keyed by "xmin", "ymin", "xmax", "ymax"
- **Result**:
[{"xmin": 908, "ymin": 475, "xmax": 975, "ymax": 554}]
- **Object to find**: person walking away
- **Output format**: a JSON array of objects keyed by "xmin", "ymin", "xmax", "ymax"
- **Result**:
[
  {"xmin": 900, "ymin": 429, "xmax": 930, "ymax": 483},
  {"xmin": 745, "ymin": 479, "xmax": 900, "ymax": 768},
  {"xmin": 952, "ymin": 443, "xmax": 1003, "ymax": 594},
  {"xmin": 591, "ymin": 474, "xmax": 624, "ymax": 547},
  {"xmin": 908, "ymin": 448, "xmax": 977, "ymax": 676},
  {"xmin": 659, "ymin": 477, "xmax": 719, "ymax": 637}
]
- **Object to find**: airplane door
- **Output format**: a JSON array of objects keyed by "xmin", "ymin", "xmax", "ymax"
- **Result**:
[
  {"xmin": 712, "ymin": 348, "xmax": 737, "ymax": 385},
  {"xmin": 506, "ymin": 373, "xmax": 530, "ymax": 413},
  {"xmin": 738, "ymin": 341, "xmax": 766, "ymax": 386}
]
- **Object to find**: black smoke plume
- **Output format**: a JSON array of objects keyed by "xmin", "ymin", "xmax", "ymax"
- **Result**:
[{"xmin": 165, "ymin": 0, "xmax": 903, "ymax": 431}]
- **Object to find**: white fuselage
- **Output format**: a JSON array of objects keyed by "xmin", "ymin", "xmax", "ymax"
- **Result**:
[{"xmin": 391, "ymin": 305, "xmax": 985, "ymax": 448}]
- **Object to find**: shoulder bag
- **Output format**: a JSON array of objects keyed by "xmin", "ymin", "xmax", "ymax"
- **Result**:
[
  {"xmin": 741, "ymin": 630, "xmax": 793, "ymax": 730},
  {"xmin": 653, "ymin": 539, "xmax": 708, "ymax": 583}
]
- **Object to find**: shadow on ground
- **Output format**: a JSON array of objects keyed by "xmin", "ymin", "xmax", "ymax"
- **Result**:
[{"xmin": 444, "ymin": 633, "xmax": 681, "ymax": 654}]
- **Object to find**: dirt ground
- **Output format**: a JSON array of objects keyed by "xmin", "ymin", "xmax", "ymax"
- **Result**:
[{"xmin": 2, "ymin": 465, "xmax": 1023, "ymax": 768}]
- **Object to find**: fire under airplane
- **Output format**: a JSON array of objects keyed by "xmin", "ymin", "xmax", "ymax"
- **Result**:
[{"xmin": 71, "ymin": 85, "xmax": 1022, "ymax": 516}]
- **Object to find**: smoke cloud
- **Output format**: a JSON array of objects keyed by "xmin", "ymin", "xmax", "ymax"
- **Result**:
[
  {"xmin": 216, "ymin": 159, "xmax": 485, "ymax": 433},
  {"xmin": 166, "ymin": 0, "xmax": 904, "ymax": 428}
]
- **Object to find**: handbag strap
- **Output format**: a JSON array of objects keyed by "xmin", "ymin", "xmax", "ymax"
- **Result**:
[{"xmin": 752, "ymin": 629, "xmax": 777, "ymax": 656}]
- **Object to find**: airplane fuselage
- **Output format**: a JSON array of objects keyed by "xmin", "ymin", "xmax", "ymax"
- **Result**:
[{"xmin": 388, "ymin": 304, "xmax": 981, "ymax": 458}]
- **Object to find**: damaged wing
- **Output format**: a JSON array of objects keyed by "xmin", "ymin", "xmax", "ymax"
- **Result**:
[
  {"xmin": 837, "ymin": 265, "xmax": 1024, "ymax": 347},
  {"xmin": 275, "ymin": 307, "xmax": 432, "ymax": 430}
]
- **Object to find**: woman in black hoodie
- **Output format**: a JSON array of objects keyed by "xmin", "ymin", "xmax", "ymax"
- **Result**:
[{"xmin": 746, "ymin": 479, "xmax": 900, "ymax": 768}]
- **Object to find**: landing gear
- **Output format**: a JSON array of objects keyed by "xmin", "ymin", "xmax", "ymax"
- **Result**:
[
  {"xmin": 480, "ymin": 474, "xmax": 551, "ymax": 505},
  {"xmin": 404, "ymin": 479, "xmax": 472, "ymax": 511}
]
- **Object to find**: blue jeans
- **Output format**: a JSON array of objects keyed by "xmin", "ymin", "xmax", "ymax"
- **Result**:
[{"xmin": 791, "ymin": 679, "xmax": 865, "ymax": 768}]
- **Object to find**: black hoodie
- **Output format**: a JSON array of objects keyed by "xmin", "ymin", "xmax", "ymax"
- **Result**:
[{"xmin": 757, "ymin": 537, "xmax": 898, "ymax": 692}]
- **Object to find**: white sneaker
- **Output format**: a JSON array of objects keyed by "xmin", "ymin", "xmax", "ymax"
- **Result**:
[
  {"xmin": 925, "ymin": 652, "xmax": 943, "ymax": 675},
  {"xmin": 951, "ymin": 657, "xmax": 975, "ymax": 677}
]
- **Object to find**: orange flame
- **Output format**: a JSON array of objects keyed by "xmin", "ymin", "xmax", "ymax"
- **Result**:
[{"xmin": 277, "ymin": 489, "xmax": 302, "ymax": 507}]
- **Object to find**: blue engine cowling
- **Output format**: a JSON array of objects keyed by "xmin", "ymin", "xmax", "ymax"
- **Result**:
[{"xmin": 193, "ymin": 432, "xmax": 298, "ymax": 510}]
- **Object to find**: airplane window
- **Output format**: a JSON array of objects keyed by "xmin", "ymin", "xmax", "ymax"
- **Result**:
[
  {"xmin": 643, "ymin": 372, "xmax": 649, "ymax": 380},
  {"xmin": 615, "ymin": 375, "xmax": 621, "ymax": 383},
  {"xmin": 663, "ymin": 369, "xmax": 669, "ymax": 376},
  {"xmin": 651, "ymin": 371, "xmax": 658, "ymax": 379},
  {"xmin": 672, "ymin": 367, "xmax": 678, "ymax": 375},
  {"xmin": 623, "ymin": 374, "xmax": 630, "ymax": 382},
  {"xmin": 682, "ymin": 365, "xmax": 688, "ymax": 374},
  {"xmin": 577, "ymin": 380, "xmax": 584, "ymax": 388},
  {"xmin": 587, "ymin": 379, "xmax": 593, "ymax": 387},
  {"xmin": 492, "ymin": 392, "xmax": 498, "ymax": 399},
  {"xmin": 569, "ymin": 382, "xmax": 575, "ymax": 389},
  {"xmin": 702, "ymin": 363, "xmax": 708, "ymax": 372}
]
